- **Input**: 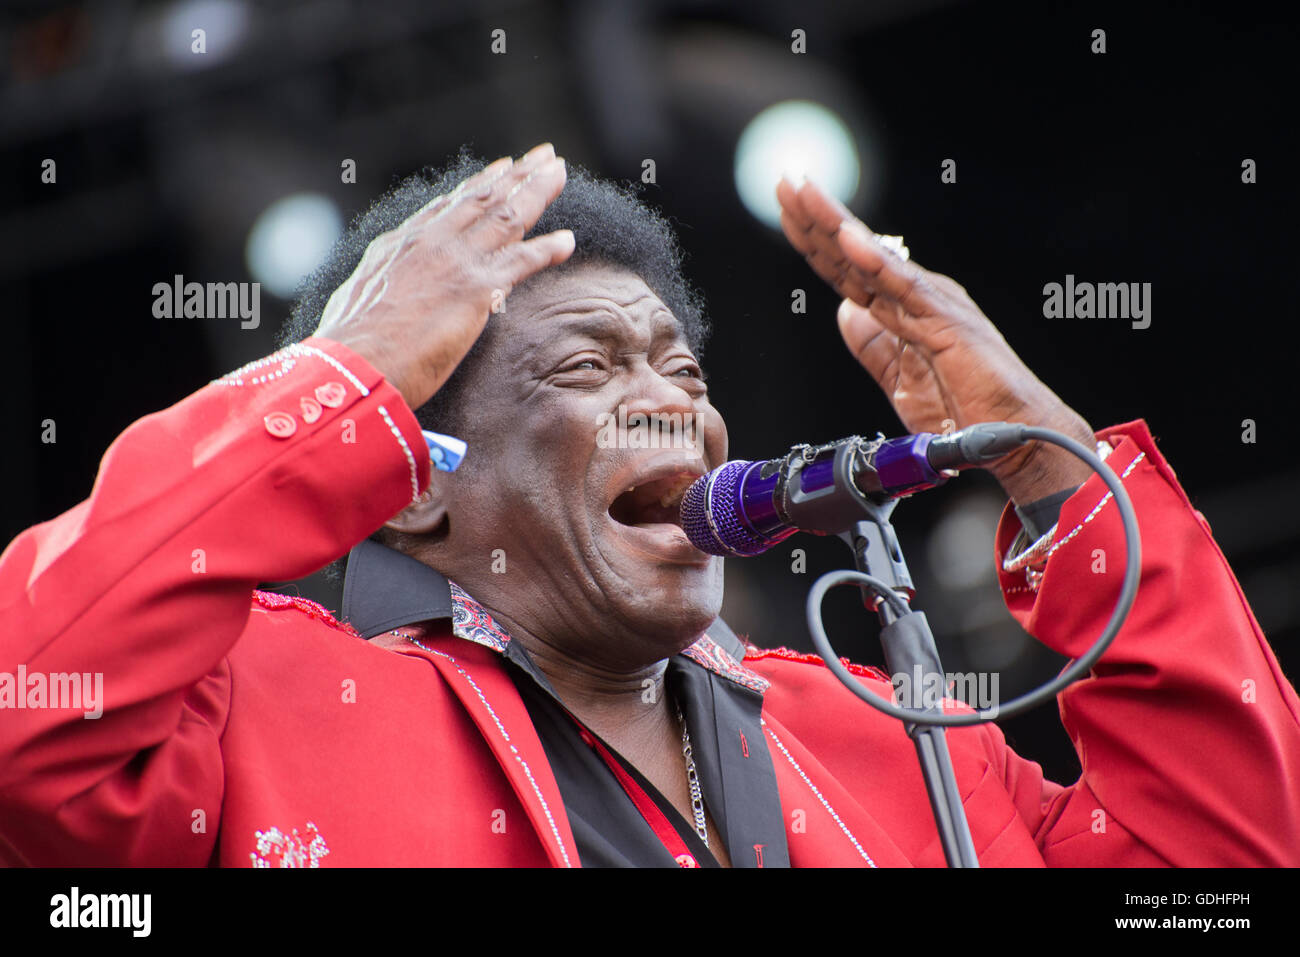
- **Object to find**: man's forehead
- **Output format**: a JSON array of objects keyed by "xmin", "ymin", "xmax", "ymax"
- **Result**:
[
  {"xmin": 508, "ymin": 264, "xmax": 682, "ymax": 335},
  {"xmin": 521, "ymin": 264, "xmax": 665, "ymax": 310}
]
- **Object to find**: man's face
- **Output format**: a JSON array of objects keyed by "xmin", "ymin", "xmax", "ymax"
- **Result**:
[{"xmin": 431, "ymin": 262, "xmax": 728, "ymax": 666}]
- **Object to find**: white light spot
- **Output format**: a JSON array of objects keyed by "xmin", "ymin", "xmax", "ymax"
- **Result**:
[
  {"xmin": 735, "ymin": 100, "xmax": 861, "ymax": 229},
  {"xmin": 245, "ymin": 193, "xmax": 343, "ymax": 299},
  {"xmin": 162, "ymin": 0, "xmax": 250, "ymax": 69}
]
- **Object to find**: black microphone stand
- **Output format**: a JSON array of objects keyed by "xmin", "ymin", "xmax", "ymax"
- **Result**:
[
  {"xmin": 839, "ymin": 503, "xmax": 980, "ymax": 868},
  {"xmin": 796, "ymin": 424, "xmax": 1141, "ymax": 868},
  {"xmin": 770, "ymin": 434, "xmax": 980, "ymax": 866}
]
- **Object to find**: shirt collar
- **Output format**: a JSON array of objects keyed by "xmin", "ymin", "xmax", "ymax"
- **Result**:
[{"xmin": 340, "ymin": 538, "xmax": 769, "ymax": 696}]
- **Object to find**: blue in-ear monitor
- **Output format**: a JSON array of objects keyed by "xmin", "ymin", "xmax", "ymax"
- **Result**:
[{"xmin": 422, "ymin": 430, "xmax": 467, "ymax": 472}]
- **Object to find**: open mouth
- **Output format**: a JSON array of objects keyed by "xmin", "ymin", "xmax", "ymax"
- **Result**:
[{"xmin": 608, "ymin": 471, "xmax": 698, "ymax": 528}]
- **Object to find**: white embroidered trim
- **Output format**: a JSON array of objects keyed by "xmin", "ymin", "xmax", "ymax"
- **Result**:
[
  {"xmin": 1001, "ymin": 440, "xmax": 1135, "ymax": 592},
  {"xmin": 286, "ymin": 343, "xmax": 371, "ymax": 395},
  {"xmin": 1042, "ymin": 451, "xmax": 1147, "ymax": 563},
  {"xmin": 212, "ymin": 354, "xmax": 297, "ymax": 386},
  {"xmin": 762, "ymin": 720, "xmax": 876, "ymax": 867},
  {"xmin": 213, "ymin": 343, "xmax": 372, "ymax": 394},
  {"xmin": 413, "ymin": 642, "xmax": 573, "ymax": 868},
  {"xmin": 214, "ymin": 344, "xmax": 421, "ymax": 502},
  {"xmin": 378, "ymin": 403, "xmax": 421, "ymax": 504}
]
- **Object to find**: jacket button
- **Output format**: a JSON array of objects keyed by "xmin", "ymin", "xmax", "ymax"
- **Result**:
[
  {"xmin": 315, "ymin": 382, "xmax": 346, "ymax": 408},
  {"xmin": 299, "ymin": 396, "xmax": 323, "ymax": 423},
  {"xmin": 264, "ymin": 412, "xmax": 297, "ymax": 438}
]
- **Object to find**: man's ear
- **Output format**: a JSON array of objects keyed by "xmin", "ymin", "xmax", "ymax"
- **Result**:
[{"xmin": 384, "ymin": 479, "xmax": 449, "ymax": 536}]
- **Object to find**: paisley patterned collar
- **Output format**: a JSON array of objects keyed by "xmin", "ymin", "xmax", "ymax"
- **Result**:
[
  {"xmin": 335, "ymin": 537, "xmax": 770, "ymax": 694},
  {"xmin": 446, "ymin": 580, "xmax": 771, "ymax": 696}
]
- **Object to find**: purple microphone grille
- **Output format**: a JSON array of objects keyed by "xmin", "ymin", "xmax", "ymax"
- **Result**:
[{"xmin": 680, "ymin": 461, "xmax": 769, "ymax": 557}]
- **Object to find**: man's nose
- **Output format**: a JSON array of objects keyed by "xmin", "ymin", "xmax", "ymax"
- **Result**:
[{"xmin": 617, "ymin": 363, "xmax": 703, "ymax": 450}]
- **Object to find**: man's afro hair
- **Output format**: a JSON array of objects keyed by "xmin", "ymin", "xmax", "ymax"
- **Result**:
[{"xmin": 277, "ymin": 149, "xmax": 709, "ymax": 434}]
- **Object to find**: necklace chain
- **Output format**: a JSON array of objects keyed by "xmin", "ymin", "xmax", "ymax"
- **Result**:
[
  {"xmin": 395, "ymin": 629, "xmax": 709, "ymax": 850},
  {"xmin": 676, "ymin": 700, "xmax": 710, "ymax": 848}
]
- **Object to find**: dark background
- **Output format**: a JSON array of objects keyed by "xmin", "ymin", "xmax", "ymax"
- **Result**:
[{"xmin": 3, "ymin": 0, "xmax": 1296, "ymax": 787}]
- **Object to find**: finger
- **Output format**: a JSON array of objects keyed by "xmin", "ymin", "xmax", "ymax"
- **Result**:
[
  {"xmin": 780, "ymin": 208, "xmax": 876, "ymax": 305},
  {"xmin": 493, "ymin": 228, "xmax": 577, "ymax": 289},
  {"xmin": 789, "ymin": 178, "xmax": 859, "ymax": 274},
  {"xmin": 837, "ymin": 298, "xmax": 900, "ymax": 390},
  {"xmin": 792, "ymin": 177, "xmax": 856, "ymax": 239},
  {"xmin": 776, "ymin": 175, "xmax": 813, "ymax": 230},
  {"xmin": 780, "ymin": 205, "xmax": 845, "ymax": 279},
  {"xmin": 837, "ymin": 221, "xmax": 943, "ymax": 317},
  {"xmin": 803, "ymin": 244, "xmax": 852, "ymax": 291},
  {"xmin": 778, "ymin": 207, "xmax": 815, "ymax": 257},
  {"xmin": 794, "ymin": 178, "xmax": 941, "ymax": 314},
  {"xmin": 439, "ymin": 143, "xmax": 556, "ymax": 232},
  {"xmin": 465, "ymin": 154, "xmax": 567, "ymax": 250},
  {"xmin": 779, "ymin": 180, "xmax": 883, "ymax": 306},
  {"xmin": 410, "ymin": 154, "xmax": 514, "ymax": 228}
]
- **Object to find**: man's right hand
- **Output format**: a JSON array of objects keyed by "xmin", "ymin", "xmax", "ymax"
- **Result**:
[{"xmin": 313, "ymin": 143, "xmax": 574, "ymax": 411}]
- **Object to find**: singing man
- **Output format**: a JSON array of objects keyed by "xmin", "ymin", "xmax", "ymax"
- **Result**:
[{"xmin": 2, "ymin": 143, "xmax": 1296, "ymax": 866}]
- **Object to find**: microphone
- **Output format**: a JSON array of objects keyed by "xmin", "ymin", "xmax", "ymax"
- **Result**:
[{"xmin": 679, "ymin": 422, "xmax": 1028, "ymax": 557}]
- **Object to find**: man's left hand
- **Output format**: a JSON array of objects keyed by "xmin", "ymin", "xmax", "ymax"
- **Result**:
[{"xmin": 776, "ymin": 176, "xmax": 1096, "ymax": 507}]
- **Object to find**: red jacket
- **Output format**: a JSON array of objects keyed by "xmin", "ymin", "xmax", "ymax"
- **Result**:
[{"xmin": 1, "ymin": 337, "xmax": 1297, "ymax": 866}]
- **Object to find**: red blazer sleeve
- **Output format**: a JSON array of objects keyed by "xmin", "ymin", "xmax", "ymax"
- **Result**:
[
  {"xmin": 987, "ymin": 419, "xmax": 1300, "ymax": 865},
  {"xmin": 0, "ymin": 338, "xmax": 430, "ymax": 865}
]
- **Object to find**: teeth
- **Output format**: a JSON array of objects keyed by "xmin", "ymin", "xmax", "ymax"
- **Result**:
[{"xmin": 658, "ymin": 474, "xmax": 696, "ymax": 509}]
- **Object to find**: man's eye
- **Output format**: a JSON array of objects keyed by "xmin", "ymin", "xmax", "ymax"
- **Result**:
[{"xmin": 564, "ymin": 359, "xmax": 599, "ymax": 372}]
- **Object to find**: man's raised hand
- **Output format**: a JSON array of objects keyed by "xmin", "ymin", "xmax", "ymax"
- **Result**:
[
  {"xmin": 776, "ymin": 175, "xmax": 1096, "ymax": 506},
  {"xmin": 314, "ymin": 143, "xmax": 574, "ymax": 411}
]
